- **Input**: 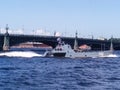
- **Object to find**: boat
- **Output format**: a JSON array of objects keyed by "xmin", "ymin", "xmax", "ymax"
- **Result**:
[
  {"xmin": 44, "ymin": 33, "xmax": 113, "ymax": 58},
  {"xmin": 51, "ymin": 43, "xmax": 112, "ymax": 58}
]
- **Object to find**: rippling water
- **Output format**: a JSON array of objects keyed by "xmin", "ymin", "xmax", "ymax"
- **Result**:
[{"xmin": 0, "ymin": 51, "xmax": 120, "ymax": 90}]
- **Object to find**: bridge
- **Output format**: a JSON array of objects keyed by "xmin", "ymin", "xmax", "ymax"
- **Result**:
[{"xmin": 1, "ymin": 25, "xmax": 120, "ymax": 51}]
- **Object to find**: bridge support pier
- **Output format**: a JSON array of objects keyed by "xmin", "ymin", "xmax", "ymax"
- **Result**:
[{"xmin": 3, "ymin": 25, "xmax": 9, "ymax": 51}]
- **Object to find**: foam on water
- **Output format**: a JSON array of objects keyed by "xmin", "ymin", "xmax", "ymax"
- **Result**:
[
  {"xmin": 106, "ymin": 54, "xmax": 119, "ymax": 57},
  {"xmin": 100, "ymin": 54, "xmax": 119, "ymax": 58},
  {"xmin": 0, "ymin": 51, "xmax": 43, "ymax": 58},
  {"xmin": 0, "ymin": 51, "xmax": 119, "ymax": 58}
]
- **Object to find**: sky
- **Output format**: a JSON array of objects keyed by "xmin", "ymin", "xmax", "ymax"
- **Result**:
[{"xmin": 0, "ymin": 0, "xmax": 120, "ymax": 38}]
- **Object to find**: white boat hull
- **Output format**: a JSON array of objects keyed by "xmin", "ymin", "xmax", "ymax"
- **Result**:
[{"xmin": 65, "ymin": 50, "xmax": 112, "ymax": 58}]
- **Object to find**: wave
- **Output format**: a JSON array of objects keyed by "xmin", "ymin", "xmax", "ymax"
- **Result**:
[
  {"xmin": 99, "ymin": 54, "xmax": 119, "ymax": 58},
  {"xmin": 0, "ymin": 51, "xmax": 43, "ymax": 58},
  {"xmin": 105, "ymin": 54, "xmax": 119, "ymax": 58}
]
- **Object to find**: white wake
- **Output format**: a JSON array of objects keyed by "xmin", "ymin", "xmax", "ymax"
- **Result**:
[
  {"xmin": 0, "ymin": 51, "xmax": 43, "ymax": 58},
  {"xmin": 105, "ymin": 54, "xmax": 119, "ymax": 58},
  {"xmin": 100, "ymin": 54, "xmax": 119, "ymax": 58}
]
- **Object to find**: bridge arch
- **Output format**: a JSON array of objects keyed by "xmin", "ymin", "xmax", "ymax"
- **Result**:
[{"xmin": 9, "ymin": 35, "xmax": 58, "ymax": 48}]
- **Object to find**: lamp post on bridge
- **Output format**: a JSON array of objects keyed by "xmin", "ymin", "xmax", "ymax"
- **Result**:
[{"xmin": 3, "ymin": 24, "xmax": 10, "ymax": 51}]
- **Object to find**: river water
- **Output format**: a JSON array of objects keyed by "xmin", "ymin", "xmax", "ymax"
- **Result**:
[{"xmin": 0, "ymin": 50, "xmax": 120, "ymax": 90}]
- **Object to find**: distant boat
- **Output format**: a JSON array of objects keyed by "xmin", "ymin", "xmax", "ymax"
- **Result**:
[
  {"xmin": 11, "ymin": 42, "xmax": 52, "ymax": 49},
  {"xmin": 79, "ymin": 44, "xmax": 91, "ymax": 51}
]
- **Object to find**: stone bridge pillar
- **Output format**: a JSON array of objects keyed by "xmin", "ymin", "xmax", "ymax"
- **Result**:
[{"xmin": 3, "ymin": 24, "xmax": 9, "ymax": 51}]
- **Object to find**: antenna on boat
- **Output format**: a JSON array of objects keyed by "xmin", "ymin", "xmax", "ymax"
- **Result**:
[
  {"xmin": 110, "ymin": 36, "xmax": 114, "ymax": 52},
  {"xmin": 74, "ymin": 31, "xmax": 78, "ymax": 50},
  {"xmin": 57, "ymin": 37, "xmax": 62, "ymax": 44}
]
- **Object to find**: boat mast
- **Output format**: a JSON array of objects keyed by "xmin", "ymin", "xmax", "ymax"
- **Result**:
[{"xmin": 74, "ymin": 31, "xmax": 78, "ymax": 50}]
